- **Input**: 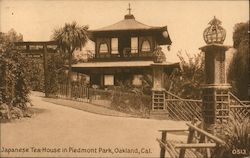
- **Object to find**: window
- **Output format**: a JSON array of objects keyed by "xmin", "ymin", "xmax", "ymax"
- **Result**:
[
  {"xmin": 104, "ymin": 75, "xmax": 114, "ymax": 86},
  {"xmin": 131, "ymin": 37, "xmax": 138, "ymax": 53},
  {"xmin": 141, "ymin": 40, "xmax": 151, "ymax": 52},
  {"xmin": 111, "ymin": 38, "xmax": 118, "ymax": 54},
  {"xmin": 132, "ymin": 75, "xmax": 142, "ymax": 86},
  {"xmin": 99, "ymin": 43, "xmax": 108, "ymax": 54}
]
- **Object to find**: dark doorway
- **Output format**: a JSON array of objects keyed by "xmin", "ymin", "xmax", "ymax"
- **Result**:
[{"xmin": 118, "ymin": 36, "xmax": 131, "ymax": 57}]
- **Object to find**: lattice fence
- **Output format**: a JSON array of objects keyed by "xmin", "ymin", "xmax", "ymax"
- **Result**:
[
  {"xmin": 229, "ymin": 92, "xmax": 250, "ymax": 122},
  {"xmin": 165, "ymin": 91, "xmax": 202, "ymax": 121},
  {"xmin": 165, "ymin": 91, "xmax": 250, "ymax": 122}
]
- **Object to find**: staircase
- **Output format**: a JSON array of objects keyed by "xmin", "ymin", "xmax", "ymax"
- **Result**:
[{"xmin": 150, "ymin": 91, "xmax": 168, "ymax": 119}]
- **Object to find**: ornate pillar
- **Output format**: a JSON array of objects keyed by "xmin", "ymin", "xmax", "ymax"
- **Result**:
[
  {"xmin": 200, "ymin": 17, "xmax": 231, "ymax": 134},
  {"xmin": 150, "ymin": 47, "xmax": 169, "ymax": 119},
  {"xmin": 152, "ymin": 63, "xmax": 166, "ymax": 111}
]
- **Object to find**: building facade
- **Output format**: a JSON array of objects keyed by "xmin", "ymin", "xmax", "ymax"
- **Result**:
[{"xmin": 72, "ymin": 10, "xmax": 178, "ymax": 88}]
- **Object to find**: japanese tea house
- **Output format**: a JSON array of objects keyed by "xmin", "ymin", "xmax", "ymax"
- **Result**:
[{"xmin": 72, "ymin": 7, "xmax": 179, "ymax": 88}]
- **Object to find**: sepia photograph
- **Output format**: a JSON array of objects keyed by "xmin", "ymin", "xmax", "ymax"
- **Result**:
[{"xmin": 0, "ymin": 0, "xmax": 249, "ymax": 157}]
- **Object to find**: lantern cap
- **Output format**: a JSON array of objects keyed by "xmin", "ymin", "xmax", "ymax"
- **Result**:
[
  {"xmin": 203, "ymin": 16, "xmax": 226, "ymax": 44},
  {"xmin": 208, "ymin": 16, "xmax": 222, "ymax": 25}
]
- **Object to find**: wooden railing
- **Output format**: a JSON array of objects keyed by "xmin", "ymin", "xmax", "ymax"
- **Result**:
[
  {"xmin": 157, "ymin": 122, "xmax": 226, "ymax": 158},
  {"xmin": 57, "ymin": 84, "xmax": 249, "ymax": 121},
  {"xmin": 88, "ymin": 47, "xmax": 155, "ymax": 61},
  {"xmin": 229, "ymin": 92, "xmax": 250, "ymax": 122},
  {"xmin": 165, "ymin": 91, "xmax": 202, "ymax": 121},
  {"xmin": 165, "ymin": 91, "xmax": 250, "ymax": 122},
  {"xmin": 56, "ymin": 84, "xmax": 151, "ymax": 116}
]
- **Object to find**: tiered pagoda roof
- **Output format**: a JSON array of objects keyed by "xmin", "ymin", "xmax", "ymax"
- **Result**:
[{"xmin": 88, "ymin": 14, "xmax": 171, "ymax": 45}]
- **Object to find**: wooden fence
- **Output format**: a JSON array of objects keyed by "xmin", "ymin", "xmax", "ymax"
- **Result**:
[
  {"xmin": 165, "ymin": 91, "xmax": 202, "ymax": 121},
  {"xmin": 229, "ymin": 92, "xmax": 250, "ymax": 122},
  {"xmin": 56, "ymin": 84, "xmax": 151, "ymax": 116},
  {"xmin": 157, "ymin": 122, "xmax": 226, "ymax": 158},
  {"xmin": 57, "ymin": 84, "xmax": 249, "ymax": 121},
  {"xmin": 165, "ymin": 91, "xmax": 250, "ymax": 122}
]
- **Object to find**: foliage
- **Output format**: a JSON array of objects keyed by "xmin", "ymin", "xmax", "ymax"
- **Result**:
[
  {"xmin": 24, "ymin": 47, "xmax": 68, "ymax": 94},
  {"xmin": 171, "ymin": 51, "xmax": 204, "ymax": 99},
  {"xmin": 0, "ymin": 29, "xmax": 32, "ymax": 120},
  {"xmin": 46, "ymin": 53, "xmax": 68, "ymax": 95},
  {"xmin": 141, "ymin": 51, "xmax": 205, "ymax": 99},
  {"xmin": 219, "ymin": 118, "xmax": 250, "ymax": 158},
  {"xmin": 52, "ymin": 21, "xmax": 89, "ymax": 97},
  {"xmin": 25, "ymin": 58, "xmax": 44, "ymax": 91},
  {"xmin": 229, "ymin": 21, "xmax": 249, "ymax": 100},
  {"xmin": 0, "ymin": 29, "xmax": 23, "ymax": 52},
  {"xmin": 141, "ymin": 74, "xmax": 153, "ymax": 95},
  {"xmin": 110, "ymin": 82, "xmax": 151, "ymax": 117}
]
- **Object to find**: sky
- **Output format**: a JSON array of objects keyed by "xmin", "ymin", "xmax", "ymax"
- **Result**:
[{"xmin": 0, "ymin": 0, "xmax": 249, "ymax": 62}]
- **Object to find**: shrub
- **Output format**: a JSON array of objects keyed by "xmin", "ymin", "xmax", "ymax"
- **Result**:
[
  {"xmin": 26, "ymin": 58, "xmax": 44, "ymax": 92},
  {"xmin": 0, "ymin": 47, "xmax": 30, "ymax": 120},
  {"xmin": 219, "ymin": 118, "xmax": 250, "ymax": 158},
  {"xmin": 110, "ymin": 82, "xmax": 151, "ymax": 117}
]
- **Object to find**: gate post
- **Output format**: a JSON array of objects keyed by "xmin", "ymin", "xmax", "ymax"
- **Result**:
[
  {"xmin": 151, "ymin": 63, "xmax": 166, "ymax": 111},
  {"xmin": 150, "ymin": 47, "xmax": 171, "ymax": 119},
  {"xmin": 200, "ymin": 17, "xmax": 231, "ymax": 134}
]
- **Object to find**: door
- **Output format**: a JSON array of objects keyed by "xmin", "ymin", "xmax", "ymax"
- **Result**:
[{"xmin": 119, "ymin": 36, "xmax": 131, "ymax": 57}]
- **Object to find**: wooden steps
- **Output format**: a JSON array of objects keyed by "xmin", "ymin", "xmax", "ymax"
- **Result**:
[{"xmin": 152, "ymin": 91, "xmax": 165, "ymax": 110}]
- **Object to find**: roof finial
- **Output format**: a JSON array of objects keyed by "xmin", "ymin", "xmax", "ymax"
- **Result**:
[{"xmin": 127, "ymin": 3, "xmax": 132, "ymax": 15}]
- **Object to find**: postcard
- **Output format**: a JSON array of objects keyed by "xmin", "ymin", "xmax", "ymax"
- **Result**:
[{"xmin": 0, "ymin": 0, "xmax": 249, "ymax": 158}]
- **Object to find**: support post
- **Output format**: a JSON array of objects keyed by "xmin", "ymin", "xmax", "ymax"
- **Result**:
[
  {"xmin": 43, "ymin": 44, "xmax": 49, "ymax": 97},
  {"xmin": 151, "ymin": 64, "xmax": 166, "ymax": 111},
  {"xmin": 160, "ymin": 131, "xmax": 167, "ymax": 158},
  {"xmin": 179, "ymin": 127, "xmax": 194, "ymax": 158},
  {"xmin": 200, "ymin": 44, "xmax": 231, "ymax": 134}
]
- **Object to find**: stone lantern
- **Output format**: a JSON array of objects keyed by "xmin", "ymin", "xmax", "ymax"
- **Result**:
[
  {"xmin": 199, "ymin": 17, "xmax": 231, "ymax": 134},
  {"xmin": 150, "ymin": 47, "xmax": 168, "ymax": 119}
]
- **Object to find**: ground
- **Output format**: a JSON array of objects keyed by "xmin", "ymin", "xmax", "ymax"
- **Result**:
[{"xmin": 0, "ymin": 92, "xmax": 188, "ymax": 158}]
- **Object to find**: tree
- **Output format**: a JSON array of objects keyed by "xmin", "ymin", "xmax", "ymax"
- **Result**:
[
  {"xmin": 140, "ymin": 51, "xmax": 205, "ymax": 99},
  {"xmin": 0, "ymin": 29, "xmax": 31, "ymax": 120},
  {"xmin": 46, "ymin": 53, "xmax": 67, "ymax": 95},
  {"xmin": 161, "ymin": 51, "xmax": 205, "ymax": 99},
  {"xmin": 52, "ymin": 21, "xmax": 88, "ymax": 97},
  {"xmin": 229, "ymin": 21, "xmax": 249, "ymax": 100},
  {"xmin": 0, "ymin": 28, "xmax": 23, "ymax": 52}
]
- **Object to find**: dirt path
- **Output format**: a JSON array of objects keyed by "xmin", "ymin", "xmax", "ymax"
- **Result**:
[{"xmin": 0, "ymin": 92, "xmax": 188, "ymax": 158}]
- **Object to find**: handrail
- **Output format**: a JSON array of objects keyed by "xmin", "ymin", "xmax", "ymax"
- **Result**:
[
  {"xmin": 165, "ymin": 98, "xmax": 202, "ymax": 102},
  {"xmin": 230, "ymin": 105, "xmax": 250, "ymax": 108},
  {"xmin": 165, "ymin": 90, "xmax": 202, "ymax": 102},
  {"xmin": 165, "ymin": 90, "xmax": 183, "ymax": 100},
  {"xmin": 242, "ymin": 101, "xmax": 250, "ymax": 105},
  {"xmin": 229, "ymin": 92, "xmax": 248, "ymax": 106},
  {"xmin": 174, "ymin": 143, "xmax": 217, "ymax": 148},
  {"xmin": 186, "ymin": 123, "xmax": 225, "ymax": 145},
  {"xmin": 158, "ymin": 129, "xmax": 188, "ymax": 132}
]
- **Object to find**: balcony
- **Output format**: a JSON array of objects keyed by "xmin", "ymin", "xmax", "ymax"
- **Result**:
[{"xmin": 88, "ymin": 48, "xmax": 156, "ymax": 62}]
